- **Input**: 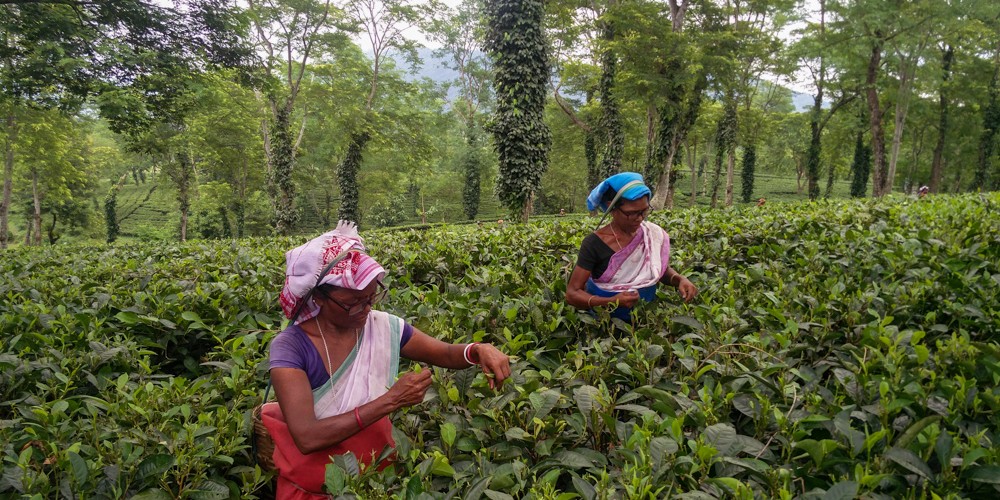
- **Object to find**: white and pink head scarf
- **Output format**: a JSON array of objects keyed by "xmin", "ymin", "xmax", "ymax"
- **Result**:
[{"xmin": 279, "ymin": 220, "xmax": 386, "ymax": 324}]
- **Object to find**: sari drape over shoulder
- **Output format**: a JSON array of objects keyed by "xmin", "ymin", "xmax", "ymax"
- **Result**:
[
  {"xmin": 262, "ymin": 311, "xmax": 403, "ymax": 499},
  {"xmin": 587, "ymin": 221, "xmax": 670, "ymax": 320}
]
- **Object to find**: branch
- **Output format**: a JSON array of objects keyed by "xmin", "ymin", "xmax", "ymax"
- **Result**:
[{"xmin": 551, "ymin": 81, "xmax": 591, "ymax": 133}]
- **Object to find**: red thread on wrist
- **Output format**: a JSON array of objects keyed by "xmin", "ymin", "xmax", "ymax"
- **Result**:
[{"xmin": 354, "ymin": 406, "xmax": 365, "ymax": 429}]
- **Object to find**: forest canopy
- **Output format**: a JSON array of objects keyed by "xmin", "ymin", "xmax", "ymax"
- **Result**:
[{"xmin": 2, "ymin": 0, "xmax": 999, "ymax": 246}]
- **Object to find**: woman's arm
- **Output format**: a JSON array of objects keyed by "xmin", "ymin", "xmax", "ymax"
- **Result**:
[
  {"xmin": 271, "ymin": 366, "xmax": 431, "ymax": 455},
  {"xmin": 566, "ymin": 266, "xmax": 639, "ymax": 309},
  {"xmin": 660, "ymin": 266, "xmax": 698, "ymax": 302},
  {"xmin": 400, "ymin": 328, "xmax": 511, "ymax": 389}
]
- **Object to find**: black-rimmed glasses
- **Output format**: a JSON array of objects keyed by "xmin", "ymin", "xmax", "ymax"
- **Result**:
[
  {"xmin": 616, "ymin": 206, "xmax": 651, "ymax": 219},
  {"xmin": 319, "ymin": 282, "xmax": 387, "ymax": 316}
]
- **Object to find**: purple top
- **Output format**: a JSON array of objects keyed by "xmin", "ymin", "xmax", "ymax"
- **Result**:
[{"xmin": 269, "ymin": 321, "xmax": 414, "ymax": 389}]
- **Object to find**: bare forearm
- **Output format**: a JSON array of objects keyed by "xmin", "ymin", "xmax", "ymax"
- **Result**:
[
  {"xmin": 661, "ymin": 267, "xmax": 687, "ymax": 287},
  {"xmin": 566, "ymin": 288, "xmax": 616, "ymax": 309},
  {"xmin": 293, "ymin": 394, "xmax": 398, "ymax": 454}
]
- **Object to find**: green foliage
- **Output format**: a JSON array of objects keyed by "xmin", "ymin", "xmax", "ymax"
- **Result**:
[
  {"xmin": 740, "ymin": 144, "xmax": 757, "ymax": 203},
  {"xmin": 484, "ymin": 0, "xmax": 552, "ymax": 221},
  {"xmin": 2, "ymin": 194, "xmax": 1000, "ymax": 497},
  {"xmin": 367, "ymin": 195, "xmax": 407, "ymax": 229}
]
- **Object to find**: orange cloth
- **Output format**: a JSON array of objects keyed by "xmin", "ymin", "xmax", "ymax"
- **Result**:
[{"xmin": 261, "ymin": 402, "xmax": 395, "ymax": 499}]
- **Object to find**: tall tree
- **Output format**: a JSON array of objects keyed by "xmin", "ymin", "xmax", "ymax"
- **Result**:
[
  {"xmin": 248, "ymin": 0, "xmax": 338, "ymax": 234},
  {"xmin": 485, "ymin": 0, "xmax": 551, "ymax": 221},
  {"xmin": 433, "ymin": 0, "xmax": 492, "ymax": 220},
  {"xmin": 336, "ymin": 0, "xmax": 437, "ymax": 224},
  {"xmin": 929, "ymin": 44, "xmax": 954, "ymax": 193},
  {"xmin": 0, "ymin": 0, "xmax": 249, "ymax": 247},
  {"xmin": 596, "ymin": 15, "xmax": 623, "ymax": 179}
]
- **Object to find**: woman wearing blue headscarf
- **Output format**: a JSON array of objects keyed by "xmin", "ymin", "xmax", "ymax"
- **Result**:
[{"xmin": 566, "ymin": 172, "xmax": 698, "ymax": 320}]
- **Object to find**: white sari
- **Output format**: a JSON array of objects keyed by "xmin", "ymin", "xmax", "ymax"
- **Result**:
[{"xmin": 591, "ymin": 221, "xmax": 671, "ymax": 293}]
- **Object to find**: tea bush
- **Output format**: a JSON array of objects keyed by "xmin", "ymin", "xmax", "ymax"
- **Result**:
[{"xmin": 1, "ymin": 194, "xmax": 998, "ymax": 498}]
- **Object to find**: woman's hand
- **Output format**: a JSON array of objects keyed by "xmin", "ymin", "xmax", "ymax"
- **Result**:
[
  {"xmin": 612, "ymin": 290, "xmax": 641, "ymax": 308},
  {"xmin": 473, "ymin": 343, "xmax": 511, "ymax": 390},
  {"xmin": 386, "ymin": 369, "xmax": 432, "ymax": 410},
  {"xmin": 677, "ymin": 278, "xmax": 698, "ymax": 303}
]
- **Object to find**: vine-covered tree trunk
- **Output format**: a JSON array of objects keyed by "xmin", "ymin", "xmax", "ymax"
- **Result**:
[
  {"xmin": 485, "ymin": 0, "xmax": 551, "ymax": 221},
  {"xmin": 268, "ymin": 104, "xmax": 298, "ymax": 235},
  {"xmin": 175, "ymin": 151, "xmax": 194, "ymax": 243},
  {"xmin": 825, "ymin": 158, "xmax": 836, "ymax": 198},
  {"xmin": 585, "ymin": 88, "xmax": 599, "ymax": 190},
  {"xmin": 462, "ymin": 127, "xmax": 482, "ymax": 220},
  {"xmin": 711, "ymin": 99, "xmax": 737, "ymax": 209},
  {"xmin": 338, "ymin": 130, "xmax": 371, "ymax": 225},
  {"xmin": 104, "ymin": 175, "xmax": 126, "ymax": 243},
  {"xmin": 850, "ymin": 132, "xmax": 871, "ymax": 198},
  {"xmin": 930, "ymin": 45, "xmax": 953, "ymax": 193},
  {"xmin": 597, "ymin": 21, "xmax": 623, "ymax": 180},
  {"xmin": 1, "ymin": 111, "xmax": 16, "ymax": 249},
  {"xmin": 807, "ymin": 95, "xmax": 823, "ymax": 201},
  {"xmin": 973, "ymin": 59, "xmax": 1000, "ymax": 191},
  {"xmin": 650, "ymin": 73, "xmax": 709, "ymax": 210},
  {"xmin": 740, "ymin": 144, "xmax": 756, "ymax": 203},
  {"xmin": 30, "ymin": 168, "xmax": 41, "ymax": 245}
]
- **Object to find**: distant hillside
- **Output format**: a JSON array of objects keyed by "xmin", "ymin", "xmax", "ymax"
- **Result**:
[{"xmin": 405, "ymin": 47, "xmax": 817, "ymax": 112}]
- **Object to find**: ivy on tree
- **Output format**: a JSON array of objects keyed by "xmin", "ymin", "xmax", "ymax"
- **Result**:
[{"xmin": 484, "ymin": 0, "xmax": 551, "ymax": 221}]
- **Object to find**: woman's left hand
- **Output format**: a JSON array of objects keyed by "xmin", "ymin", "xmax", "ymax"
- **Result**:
[
  {"xmin": 677, "ymin": 278, "xmax": 698, "ymax": 303},
  {"xmin": 473, "ymin": 343, "xmax": 511, "ymax": 389}
]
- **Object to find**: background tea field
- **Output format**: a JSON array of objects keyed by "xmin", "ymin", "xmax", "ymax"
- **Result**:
[{"xmin": 1, "ymin": 194, "xmax": 999, "ymax": 498}]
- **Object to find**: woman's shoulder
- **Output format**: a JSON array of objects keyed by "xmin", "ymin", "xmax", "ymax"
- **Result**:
[
  {"xmin": 582, "ymin": 231, "xmax": 609, "ymax": 248},
  {"xmin": 270, "ymin": 324, "xmax": 308, "ymax": 351}
]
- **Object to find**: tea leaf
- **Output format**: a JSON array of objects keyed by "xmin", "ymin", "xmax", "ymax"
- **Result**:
[
  {"xmin": 822, "ymin": 480, "xmax": 859, "ymax": 500},
  {"xmin": 885, "ymin": 447, "xmax": 932, "ymax": 479}
]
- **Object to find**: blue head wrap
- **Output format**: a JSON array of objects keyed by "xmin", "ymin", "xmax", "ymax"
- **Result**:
[{"xmin": 586, "ymin": 172, "xmax": 652, "ymax": 212}]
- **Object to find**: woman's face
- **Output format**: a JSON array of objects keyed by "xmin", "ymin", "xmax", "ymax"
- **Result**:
[
  {"xmin": 611, "ymin": 196, "xmax": 651, "ymax": 232},
  {"xmin": 317, "ymin": 280, "xmax": 383, "ymax": 330}
]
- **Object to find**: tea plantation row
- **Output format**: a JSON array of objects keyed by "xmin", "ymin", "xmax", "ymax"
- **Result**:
[{"xmin": 1, "ymin": 194, "xmax": 999, "ymax": 498}]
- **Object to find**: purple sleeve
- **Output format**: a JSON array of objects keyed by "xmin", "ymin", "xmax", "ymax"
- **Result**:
[
  {"xmin": 269, "ymin": 326, "xmax": 307, "ymax": 370},
  {"xmin": 400, "ymin": 322, "xmax": 414, "ymax": 347}
]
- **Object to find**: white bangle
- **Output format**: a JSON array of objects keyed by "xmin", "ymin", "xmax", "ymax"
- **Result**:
[{"xmin": 463, "ymin": 343, "xmax": 480, "ymax": 365}]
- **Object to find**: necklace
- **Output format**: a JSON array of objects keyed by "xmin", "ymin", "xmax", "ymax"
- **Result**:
[
  {"xmin": 610, "ymin": 224, "xmax": 633, "ymax": 251},
  {"xmin": 315, "ymin": 318, "xmax": 360, "ymax": 381}
]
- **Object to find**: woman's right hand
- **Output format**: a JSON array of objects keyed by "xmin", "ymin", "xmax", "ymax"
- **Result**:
[
  {"xmin": 387, "ymin": 369, "xmax": 433, "ymax": 410},
  {"xmin": 613, "ymin": 290, "xmax": 640, "ymax": 308}
]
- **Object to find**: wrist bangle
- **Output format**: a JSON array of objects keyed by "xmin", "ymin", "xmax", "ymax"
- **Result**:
[
  {"xmin": 354, "ymin": 406, "xmax": 365, "ymax": 429},
  {"xmin": 587, "ymin": 295, "xmax": 595, "ymax": 308},
  {"xmin": 463, "ymin": 343, "xmax": 480, "ymax": 365}
]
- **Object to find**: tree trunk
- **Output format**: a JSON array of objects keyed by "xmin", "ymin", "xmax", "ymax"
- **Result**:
[
  {"xmin": 47, "ymin": 211, "xmax": 59, "ymax": 245},
  {"xmin": 1, "ymin": 111, "xmax": 16, "ymax": 249},
  {"xmin": 31, "ymin": 168, "xmax": 41, "ymax": 245},
  {"xmin": 867, "ymin": 38, "xmax": 888, "ymax": 197},
  {"xmin": 887, "ymin": 56, "xmax": 918, "ymax": 195},
  {"xmin": 689, "ymin": 141, "xmax": 698, "ymax": 207},
  {"xmin": 930, "ymin": 45, "xmax": 953, "ymax": 193},
  {"xmin": 337, "ymin": 130, "xmax": 371, "ymax": 224},
  {"xmin": 724, "ymin": 150, "xmax": 735, "ymax": 206}
]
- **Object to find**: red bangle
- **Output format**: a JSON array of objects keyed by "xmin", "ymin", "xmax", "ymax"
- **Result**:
[{"xmin": 354, "ymin": 406, "xmax": 365, "ymax": 429}]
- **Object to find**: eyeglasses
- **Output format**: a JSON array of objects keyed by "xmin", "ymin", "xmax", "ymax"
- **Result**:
[
  {"xmin": 616, "ymin": 206, "xmax": 651, "ymax": 219},
  {"xmin": 319, "ymin": 282, "xmax": 387, "ymax": 316}
]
